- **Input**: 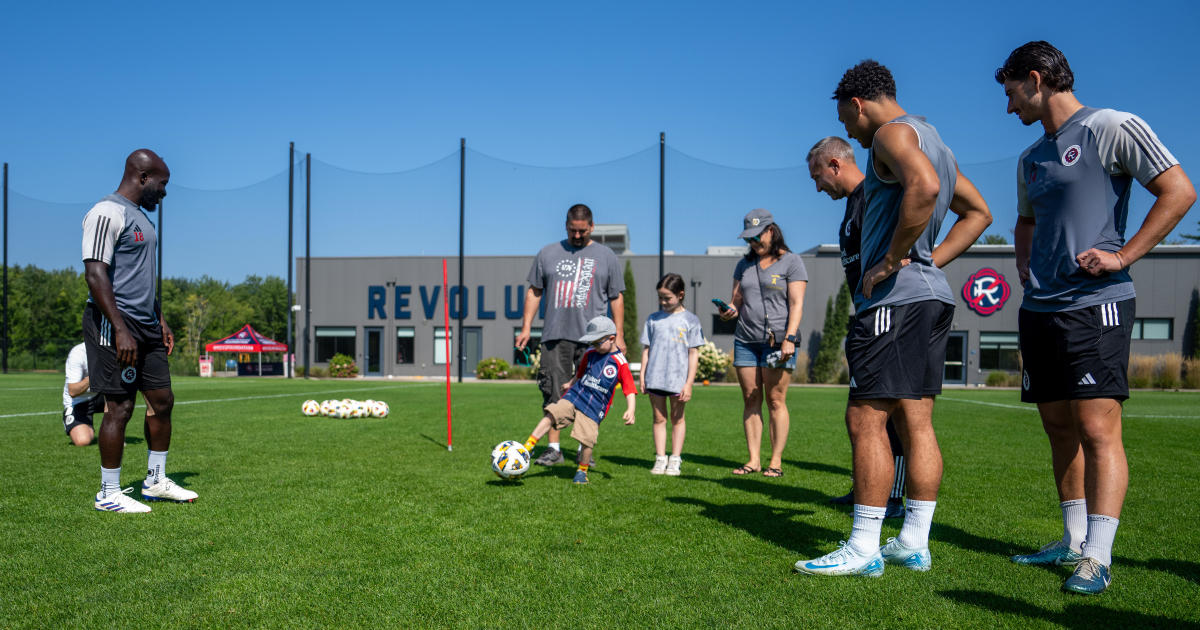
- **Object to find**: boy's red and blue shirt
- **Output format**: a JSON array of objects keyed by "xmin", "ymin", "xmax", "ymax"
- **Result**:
[{"xmin": 562, "ymin": 349, "xmax": 636, "ymax": 423}]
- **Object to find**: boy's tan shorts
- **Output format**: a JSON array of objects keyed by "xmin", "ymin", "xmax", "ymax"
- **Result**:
[{"xmin": 544, "ymin": 399, "xmax": 600, "ymax": 448}]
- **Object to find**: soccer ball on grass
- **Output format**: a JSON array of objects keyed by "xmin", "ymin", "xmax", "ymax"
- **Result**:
[{"xmin": 491, "ymin": 441, "xmax": 530, "ymax": 480}]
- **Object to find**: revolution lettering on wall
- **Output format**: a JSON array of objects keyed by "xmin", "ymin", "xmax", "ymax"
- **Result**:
[{"xmin": 366, "ymin": 285, "xmax": 547, "ymax": 321}]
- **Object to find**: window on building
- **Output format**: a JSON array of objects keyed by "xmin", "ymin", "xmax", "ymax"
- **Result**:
[
  {"xmin": 513, "ymin": 328, "xmax": 542, "ymax": 365},
  {"xmin": 979, "ymin": 332, "xmax": 1020, "ymax": 371},
  {"xmin": 434, "ymin": 327, "xmax": 454, "ymax": 364},
  {"xmin": 1132, "ymin": 318, "xmax": 1172, "ymax": 340},
  {"xmin": 315, "ymin": 326, "xmax": 356, "ymax": 363},
  {"xmin": 396, "ymin": 327, "xmax": 414, "ymax": 364},
  {"xmin": 711, "ymin": 314, "xmax": 737, "ymax": 336}
]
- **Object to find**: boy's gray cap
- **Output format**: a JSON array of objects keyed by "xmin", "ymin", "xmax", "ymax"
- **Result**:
[
  {"xmin": 579, "ymin": 316, "xmax": 618, "ymax": 343},
  {"xmin": 738, "ymin": 208, "xmax": 774, "ymax": 239}
]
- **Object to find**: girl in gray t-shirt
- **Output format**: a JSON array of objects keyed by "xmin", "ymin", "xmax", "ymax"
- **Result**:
[{"xmin": 639, "ymin": 274, "xmax": 704, "ymax": 476}]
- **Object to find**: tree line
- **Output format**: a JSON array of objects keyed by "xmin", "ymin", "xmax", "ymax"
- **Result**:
[{"xmin": 2, "ymin": 264, "xmax": 289, "ymax": 372}]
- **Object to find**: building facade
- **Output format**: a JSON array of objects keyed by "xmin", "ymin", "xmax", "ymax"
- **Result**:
[{"xmin": 295, "ymin": 245, "xmax": 1200, "ymax": 384}]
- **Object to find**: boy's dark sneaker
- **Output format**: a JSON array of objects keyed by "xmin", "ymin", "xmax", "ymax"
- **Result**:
[{"xmin": 534, "ymin": 448, "xmax": 564, "ymax": 466}]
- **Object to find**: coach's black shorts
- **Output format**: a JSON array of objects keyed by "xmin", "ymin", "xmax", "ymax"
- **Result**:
[
  {"xmin": 63, "ymin": 396, "xmax": 104, "ymax": 434},
  {"xmin": 537, "ymin": 339, "xmax": 588, "ymax": 406},
  {"xmin": 82, "ymin": 303, "xmax": 171, "ymax": 397},
  {"xmin": 1019, "ymin": 298, "xmax": 1134, "ymax": 403},
  {"xmin": 847, "ymin": 300, "xmax": 954, "ymax": 400}
]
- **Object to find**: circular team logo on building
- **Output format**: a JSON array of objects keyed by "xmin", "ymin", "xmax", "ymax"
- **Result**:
[
  {"xmin": 121, "ymin": 366, "xmax": 138, "ymax": 384},
  {"xmin": 602, "ymin": 365, "xmax": 617, "ymax": 379},
  {"xmin": 962, "ymin": 268, "xmax": 1011, "ymax": 316},
  {"xmin": 1061, "ymin": 144, "xmax": 1082, "ymax": 167}
]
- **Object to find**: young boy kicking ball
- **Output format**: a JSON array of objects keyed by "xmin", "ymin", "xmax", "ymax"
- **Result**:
[{"xmin": 523, "ymin": 316, "xmax": 636, "ymax": 484}]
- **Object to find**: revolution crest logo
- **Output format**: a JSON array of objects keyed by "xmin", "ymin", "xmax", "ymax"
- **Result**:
[{"xmin": 962, "ymin": 268, "xmax": 1011, "ymax": 316}]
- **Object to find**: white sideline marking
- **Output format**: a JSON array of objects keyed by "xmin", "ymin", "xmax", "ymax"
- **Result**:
[
  {"xmin": 939, "ymin": 396, "xmax": 1199, "ymax": 420},
  {"xmin": 0, "ymin": 383, "xmax": 436, "ymax": 419}
]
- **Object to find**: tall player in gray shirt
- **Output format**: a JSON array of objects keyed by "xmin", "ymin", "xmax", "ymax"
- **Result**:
[
  {"xmin": 795, "ymin": 61, "xmax": 992, "ymax": 578},
  {"xmin": 82, "ymin": 149, "xmax": 196, "ymax": 513},
  {"xmin": 997, "ymin": 41, "xmax": 1195, "ymax": 595}
]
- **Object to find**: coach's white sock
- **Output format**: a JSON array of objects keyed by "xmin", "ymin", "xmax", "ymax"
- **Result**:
[
  {"xmin": 1082, "ymin": 514, "xmax": 1119, "ymax": 566},
  {"xmin": 1060, "ymin": 499, "xmax": 1087, "ymax": 553},
  {"xmin": 897, "ymin": 498, "xmax": 937, "ymax": 549},
  {"xmin": 548, "ymin": 442, "xmax": 561, "ymax": 453},
  {"xmin": 146, "ymin": 450, "xmax": 167, "ymax": 486},
  {"xmin": 101, "ymin": 466, "xmax": 121, "ymax": 497},
  {"xmin": 848, "ymin": 505, "xmax": 886, "ymax": 556}
]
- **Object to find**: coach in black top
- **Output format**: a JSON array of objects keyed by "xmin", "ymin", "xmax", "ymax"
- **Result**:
[
  {"xmin": 807, "ymin": 136, "xmax": 906, "ymax": 517},
  {"xmin": 997, "ymin": 41, "xmax": 1195, "ymax": 594}
]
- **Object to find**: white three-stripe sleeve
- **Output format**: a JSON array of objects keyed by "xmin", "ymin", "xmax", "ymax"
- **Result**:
[{"xmin": 81, "ymin": 202, "xmax": 125, "ymax": 265}]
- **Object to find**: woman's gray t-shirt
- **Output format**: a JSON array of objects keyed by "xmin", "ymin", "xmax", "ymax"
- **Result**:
[
  {"xmin": 733, "ymin": 251, "xmax": 808, "ymax": 344},
  {"xmin": 640, "ymin": 309, "xmax": 705, "ymax": 394}
]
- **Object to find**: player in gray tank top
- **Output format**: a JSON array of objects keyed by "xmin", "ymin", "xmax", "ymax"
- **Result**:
[
  {"xmin": 996, "ymin": 40, "xmax": 1196, "ymax": 595},
  {"xmin": 794, "ymin": 60, "xmax": 992, "ymax": 579}
]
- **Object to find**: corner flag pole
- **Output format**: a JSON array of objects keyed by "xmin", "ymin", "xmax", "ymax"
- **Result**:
[{"xmin": 443, "ymin": 258, "xmax": 453, "ymax": 452}]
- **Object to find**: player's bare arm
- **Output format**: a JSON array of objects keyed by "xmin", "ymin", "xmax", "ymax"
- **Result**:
[
  {"xmin": 932, "ymin": 167, "xmax": 992, "ymax": 268},
  {"xmin": 610, "ymin": 292, "xmax": 626, "ymax": 353},
  {"xmin": 514, "ymin": 286, "xmax": 543, "ymax": 350},
  {"xmin": 1014, "ymin": 215, "xmax": 1036, "ymax": 285},
  {"xmin": 156, "ymin": 301, "xmax": 175, "ymax": 356},
  {"xmin": 623, "ymin": 393, "xmax": 636, "ymax": 424},
  {"xmin": 1078, "ymin": 165, "xmax": 1196, "ymax": 276},
  {"xmin": 84, "ymin": 259, "xmax": 137, "ymax": 365},
  {"xmin": 862, "ymin": 123, "xmax": 940, "ymax": 298}
]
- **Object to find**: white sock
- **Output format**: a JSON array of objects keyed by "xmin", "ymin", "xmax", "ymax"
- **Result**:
[
  {"xmin": 1060, "ymin": 499, "xmax": 1087, "ymax": 552},
  {"xmin": 548, "ymin": 442, "xmax": 561, "ymax": 452},
  {"xmin": 848, "ymin": 505, "xmax": 886, "ymax": 556},
  {"xmin": 101, "ymin": 466, "xmax": 121, "ymax": 497},
  {"xmin": 1082, "ymin": 514, "xmax": 1119, "ymax": 566},
  {"xmin": 897, "ymin": 498, "xmax": 937, "ymax": 549},
  {"xmin": 146, "ymin": 450, "xmax": 168, "ymax": 485}
]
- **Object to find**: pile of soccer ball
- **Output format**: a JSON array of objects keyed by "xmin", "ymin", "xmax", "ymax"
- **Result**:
[
  {"xmin": 490, "ymin": 440, "xmax": 531, "ymax": 480},
  {"xmin": 301, "ymin": 399, "xmax": 389, "ymax": 419}
]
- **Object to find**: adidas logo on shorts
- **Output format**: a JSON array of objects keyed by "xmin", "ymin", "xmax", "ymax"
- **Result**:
[{"xmin": 1077, "ymin": 373, "xmax": 1097, "ymax": 386}]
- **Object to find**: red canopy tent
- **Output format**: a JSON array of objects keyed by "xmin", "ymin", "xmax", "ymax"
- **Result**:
[{"xmin": 205, "ymin": 324, "xmax": 288, "ymax": 376}]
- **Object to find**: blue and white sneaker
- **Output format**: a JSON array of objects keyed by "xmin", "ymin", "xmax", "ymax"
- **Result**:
[
  {"xmin": 572, "ymin": 469, "xmax": 589, "ymax": 485},
  {"xmin": 94, "ymin": 488, "xmax": 152, "ymax": 513},
  {"xmin": 1063, "ymin": 557, "xmax": 1111, "ymax": 595},
  {"xmin": 1011, "ymin": 540, "xmax": 1081, "ymax": 567},
  {"xmin": 142, "ymin": 477, "xmax": 198, "ymax": 503},
  {"xmin": 793, "ymin": 541, "xmax": 884, "ymax": 577},
  {"xmin": 880, "ymin": 537, "xmax": 931, "ymax": 572}
]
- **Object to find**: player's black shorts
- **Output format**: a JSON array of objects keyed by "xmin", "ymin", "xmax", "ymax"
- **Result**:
[
  {"xmin": 82, "ymin": 303, "xmax": 171, "ymax": 397},
  {"xmin": 1019, "ymin": 298, "xmax": 1134, "ymax": 403},
  {"xmin": 63, "ymin": 396, "xmax": 104, "ymax": 434},
  {"xmin": 847, "ymin": 300, "xmax": 954, "ymax": 400}
]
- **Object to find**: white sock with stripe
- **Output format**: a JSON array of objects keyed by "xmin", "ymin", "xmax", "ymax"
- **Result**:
[
  {"xmin": 101, "ymin": 466, "xmax": 121, "ymax": 497},
  {"xmin": 848, "ymin": 505, "xmax": 886, "ymax": 556},
  {"xmin": 1060, "ymin": 499, "xmax": 1087, "ymax": 553},
  {"xmin": 1082, "ymin": 514, "xmax": 1119, "ymax": 566},
  {"xmin": 146, "ymin": 450, "xmax": 167, "ymax": 486},
  {"xmin": 897, "ymin": 499, "xmax": 937, "ymax": 549}
]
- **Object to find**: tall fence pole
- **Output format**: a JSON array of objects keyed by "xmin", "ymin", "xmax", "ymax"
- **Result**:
[
  {"xmin": 2, "ymin": 162, "xmax": 7, "ymax": 374},
  {"xmin": 287, "ymin": 142, "xmax": 294, "ymax": 378},
  {"xmin": 457, "ymin": 138, "xmax": 465, "ymax": 383},
  {"xmin": 304, "ymin": 153, "xmax": 311, "ymax": 379},
  {"xmin": 659, "ymin": 132, "xmax": 665, "ymax": 280}
]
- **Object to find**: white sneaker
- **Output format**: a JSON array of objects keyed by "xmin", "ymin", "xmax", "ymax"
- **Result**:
[
  {"xmin": 793, "ymin": 541, "xmax": 884, "ymax": 577},
  {"xmin": 142, "ymin": 477, "xmax": 198, "ymax": 503},
  {"xmin": 650, "ymin": 455, "xmax": 668, "ymax": 475},
  {"xmin": 880, "ymin": 537, "xmax": 932, "ymax": 571},
  {"xmin": 94, "ymin": 487, "xmax": 152, "ymax": 513},
  {"xmin": 665, "ymin": 455, "xmax": 682, "ymax": 476}
]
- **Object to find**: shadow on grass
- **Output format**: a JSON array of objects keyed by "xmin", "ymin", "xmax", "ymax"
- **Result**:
[
  {"xmin": 166, "ymin": 471, "xmax": 200, "ymax": 487},
  {"xmin": 780, "ymin": 459, "xmax": 851, "ymax": 477},
  {"xmin": 419, "ymin": 433, "xmax": 447, "ymax": 450},
  {"xmin": 939, "ymin": 589, "xmax": 1200, "ymax": 630},
  {"xmin": 686, "ymin": 473, "xmax": 831, "ymax": 507},
  {"xmin": 666, "ymin": 496, "xmax": 839, "ymax": 557},
  {"xmin": 1125, "ymin": 557, "xmax": 1200, "ymax": 586}
]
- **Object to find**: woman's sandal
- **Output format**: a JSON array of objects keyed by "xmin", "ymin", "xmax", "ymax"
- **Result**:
[
  {"xmin": 731, "ymin": 465, "xmax": 761, "ymax": 475},
  {"xmin": 762, "ymin": 467, "xmax": 784, "ymax": 478}
]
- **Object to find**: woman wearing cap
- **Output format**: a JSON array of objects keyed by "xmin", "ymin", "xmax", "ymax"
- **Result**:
[{"xmin": 719, "ymin": 209, "xmax": 808, "ymax": 478}]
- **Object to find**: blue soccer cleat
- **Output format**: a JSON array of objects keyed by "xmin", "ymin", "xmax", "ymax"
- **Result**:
[
  {"xmin": 1011, "ymin": 540, "xmax": 1081, "ymax": 566},
  {"xmin": 572, "ymin": 469, "xmax": 589, "ymax": 485},
  {"xmin": 1063, "ymin": 557, "xmax": 1111, "ymax": 595},
  {"xmin": 793, "ymin": 541, "xmax": 884, "ymax": 577},
  {"xmin": 880, "ymin": 537, "xmax": 931, "ymax": 572}
]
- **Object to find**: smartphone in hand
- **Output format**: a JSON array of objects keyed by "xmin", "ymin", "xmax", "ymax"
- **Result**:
[{"xmin": 711, "ymin": 298, "xmax": 731, "ymax": 312}]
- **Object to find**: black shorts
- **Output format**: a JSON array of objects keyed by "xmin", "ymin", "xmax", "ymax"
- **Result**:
[
  {"xmin": 82, "ymin": 303, "xmax": 171, "ymax": 397},
  {"xmin": 1019, "ymin": 299, "xmax": 1134, "ymax": 403},
  {"xmin": 847, "ymin": 300, "xmax": 954, "ymax": 400},
  {"xmin": 63, "ymin": 396, "xmax": 104, "ymax": 434},
  {"xmin": 536, "ymin": 339, "xmax": 588, "ymax": 406}
]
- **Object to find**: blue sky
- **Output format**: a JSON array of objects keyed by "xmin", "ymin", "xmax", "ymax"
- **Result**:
[{"xmin": 3, "ymin": 1, "xmax": 1198, "ymax": 281}]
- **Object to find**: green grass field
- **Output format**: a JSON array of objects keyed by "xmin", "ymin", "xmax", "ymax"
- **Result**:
[{"xmin": 1, "ymin": 374, "xmax": 1198, "ymax": 628}]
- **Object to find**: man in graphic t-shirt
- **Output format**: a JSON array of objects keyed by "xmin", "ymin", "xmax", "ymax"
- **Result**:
[{"xmin": 515, "ymin": 204, "xmax": 625, "ymax": 466}]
